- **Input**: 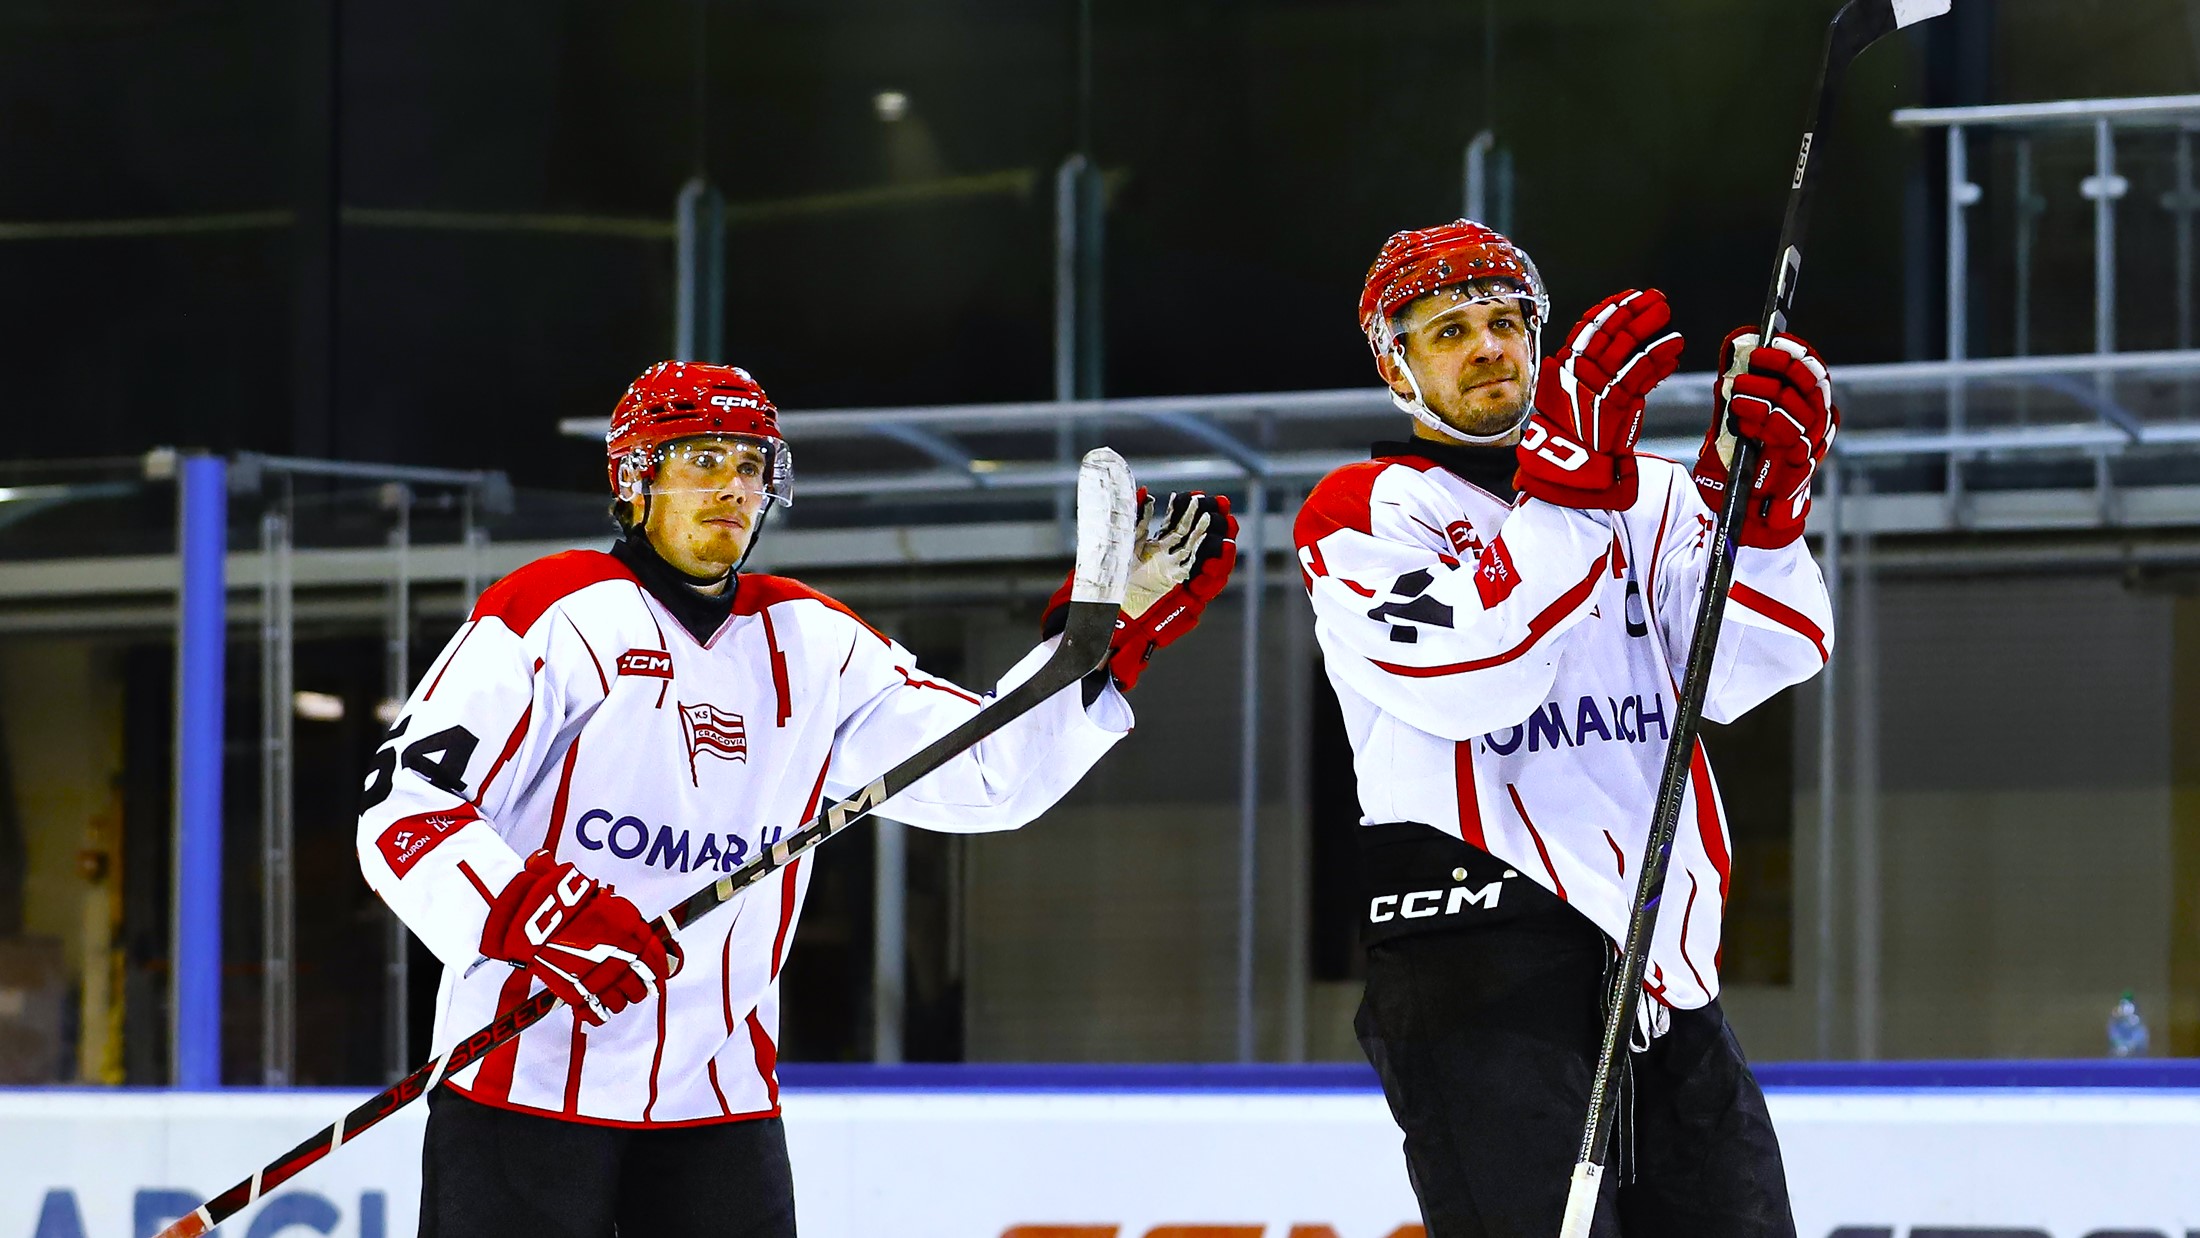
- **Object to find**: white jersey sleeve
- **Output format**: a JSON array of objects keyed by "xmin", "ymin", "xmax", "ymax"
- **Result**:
[
  {"xmin": 826, "ymin": 626, "xmax": 1134, "ymax": 831},
  {"xmin": 354, "ymin": 552, "xmax": 634, "ymax": 969},
  {"xmin": 1640, "ymin": 458, "xmax": 1834, "ymax": 723},
  {"xmin": 1294, "ymin": 458, "xmax": 1621, "ymax": 742}
]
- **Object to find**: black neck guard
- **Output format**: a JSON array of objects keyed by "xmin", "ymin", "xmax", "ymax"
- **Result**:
[{"xmin": 612, "ymin": 535, "xmax": 738, "ymax": 644}]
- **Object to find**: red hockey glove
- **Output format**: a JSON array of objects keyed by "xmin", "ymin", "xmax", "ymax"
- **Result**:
[
  {"xmin": 1042, "ymin": 490, "xmax": 1237, "ymax": 691},
  {"xmin": 1692, "ymin": 327, "xmax": 1839, "ymax": 549},
  {"xmin": 1515, "ymin": 289, "xmax": 1685, "ymax": 511},
  {"xmin": 480, "ymin": 850, "xmax": 683, "ymax": 1026}
]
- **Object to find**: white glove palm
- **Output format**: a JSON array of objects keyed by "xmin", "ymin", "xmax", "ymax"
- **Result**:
[{"xmin": 1122, "ymin": 493, "xmax": 1213, "ymax": 619}]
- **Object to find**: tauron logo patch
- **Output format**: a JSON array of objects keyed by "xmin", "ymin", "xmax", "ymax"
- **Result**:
[{"xmin": 376, "ymin": 804, "xmax": 481, "ymax": 878}]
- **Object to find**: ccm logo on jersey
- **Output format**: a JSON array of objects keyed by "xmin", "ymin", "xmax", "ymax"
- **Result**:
[
  {"xmin": 680, "ymin": 702, "xmax": 747, "ymax": 777},
  {"xmin": 375, "ymin": 804, "xmax": 482, "ymax": 878},
  {"xmin": 1368, "ymin": 880, "xmax": 1504, "ymax": 924},
  {"xmin": 617, "ymin": 649, "xmax": 674, "ymax": 679}
]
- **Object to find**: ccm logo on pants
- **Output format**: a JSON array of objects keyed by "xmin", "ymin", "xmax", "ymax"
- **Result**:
[{"xmin": 1368, "ymin": 882, "xmax": 1503, "ymax": 923}]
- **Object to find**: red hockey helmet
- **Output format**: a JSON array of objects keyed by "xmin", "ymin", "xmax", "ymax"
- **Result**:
[
  {"xmin": 1357, "ymin": 220, "xmax": 1550, "ymax": 445},
  {"xmin": 605, "ymin": 361, "xmax": 793, "ymax": 506},
  {"xmin": 1357, "ymin": 219, "xmax": 1549, "ymax": 353}
]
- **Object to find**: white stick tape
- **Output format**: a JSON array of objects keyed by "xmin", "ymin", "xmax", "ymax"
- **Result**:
[
  {"xmin": 1890, "ymin": 0, "xmax": 1952, "ymax": 29},
  {"xmin": 1556, "ymin": 1162, "xmax": 1604, "ymax": 1238},
  {"xmin": 1071, "ymin": 448, "xmax": 1136, "ymax": 606}
]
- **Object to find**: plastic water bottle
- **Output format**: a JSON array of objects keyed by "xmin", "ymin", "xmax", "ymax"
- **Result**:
[{"xmin": 2107, "ymin": 991, "xmax": 2150, "ymax": 1058}]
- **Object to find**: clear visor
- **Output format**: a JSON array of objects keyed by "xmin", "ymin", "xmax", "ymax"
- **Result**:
[
  {"xmin": 618, "ymin": 434, "xmax": 794, "ymax": 506},
  {"xmin": 1385, "ymin": 279, "xmax": 1537, "ymax": 350}
]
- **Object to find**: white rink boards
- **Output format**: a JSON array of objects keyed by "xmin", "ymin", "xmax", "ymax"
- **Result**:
[{"xmin": 2, "ymin": 1078, "xmax": 2197, "ymax": 1237}]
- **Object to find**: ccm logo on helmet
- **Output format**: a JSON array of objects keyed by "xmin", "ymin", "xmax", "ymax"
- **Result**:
[
  {"xmin": 709, "ymin": 393, "xmax": 767, "ymax": 412},
  {"xmin": 1518, "ymin": 421, "xmax": 1590, "ymax": 472}
]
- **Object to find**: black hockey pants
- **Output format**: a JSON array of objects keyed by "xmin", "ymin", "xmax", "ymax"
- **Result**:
[
  {"xmin": 419, "ymin": 1088, "xmax": 797, "ymax": 1238},
  {"xmin": 1353, "ymin": 829, "xmax": 1794, "ymax": 1238}
]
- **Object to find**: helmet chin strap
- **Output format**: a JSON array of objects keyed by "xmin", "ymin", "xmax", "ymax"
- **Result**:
[
  {"xmin": 631, "ymin": 477, "xmax": 768, "ymax": 590},
  {"xmin": 1386, "ymin": 336, "xmax": 1540, "ymax": 447}
]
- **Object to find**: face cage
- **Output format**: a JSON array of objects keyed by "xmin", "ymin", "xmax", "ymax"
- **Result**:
[
  {"xmin": 1375, "ymin": 287, "xmax": 1544, "ymax": 447},
  {"xmin": 614, "ymin": 434, "xmax": 795, "ymax": 507}
]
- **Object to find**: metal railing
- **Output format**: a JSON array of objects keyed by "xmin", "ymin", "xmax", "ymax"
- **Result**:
[{"xmin": 1893, "ymin": 95, "xmax": 2200, "ymax": 360}]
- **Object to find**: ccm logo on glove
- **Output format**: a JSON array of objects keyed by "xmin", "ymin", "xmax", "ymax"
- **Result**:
[{"xmin": 481, "ymin": 850, "xmax": 683, "ymax": 1025}]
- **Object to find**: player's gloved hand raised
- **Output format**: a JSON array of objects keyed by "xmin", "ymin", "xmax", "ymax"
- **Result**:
[
  {"xmin": 480, "ymin": 850, "xmax": 683, "ymax": 1026},
  {"xmin": 1042, "ymin": 489, "xmax": 1237, "ymax": 690},
  {"xmin": 1515, "ymin": 289, "xmax": 1685, "ymax": 512},
  {"xmin": 1692, "ymin": 327, "xmax": 1839, "ymax": 549}
]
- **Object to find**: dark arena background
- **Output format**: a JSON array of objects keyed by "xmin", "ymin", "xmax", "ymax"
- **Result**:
[{"xmin": 2, "ymin": 2, "xmax": 2199, "ymax": 1235}]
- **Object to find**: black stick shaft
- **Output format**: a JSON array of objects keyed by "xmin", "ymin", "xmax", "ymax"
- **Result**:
[{"xmin": 1566, "ymin": 0, "xmax": 1923, "ymax": 1215}]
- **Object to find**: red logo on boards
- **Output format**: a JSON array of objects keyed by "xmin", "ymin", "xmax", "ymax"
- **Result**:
[
  {"xmin": 375, "ymin": 804, "xmax": 481, "ymax": 879},
  {"xmin": 617, "ymin": 649, "xmax": 674, "ymax": 679},
  {"xmin": 1474, "ymin": 537, "xmax": 1522, "ymax": 608},
  {"xmin": 680, "ymin": 702, "xmax": 747, "ymax": 777}
]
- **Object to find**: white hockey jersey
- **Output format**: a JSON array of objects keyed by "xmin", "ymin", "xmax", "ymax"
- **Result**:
[
  {"xmin": 1295, "ymin": 442, "xmax": 1832, "ymax": 1009},
  {"xmin": 357, "ymin": 543, "xmax": 1131, "ymax": 1126}
]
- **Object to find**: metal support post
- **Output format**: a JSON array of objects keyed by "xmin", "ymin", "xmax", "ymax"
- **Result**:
[
  {"xmin": 1813, "ymin": 459, "xmax": 1843, "ymax": 1059},
  {"xmin": 2171, "ymin": 129, "xmax": 2196, "ymax": 351},
  {"xmin": 1944, "ymin": 125, "xmax": 1979, "ymax": 513},
  {"xmin": 873, "ymin": 819, "xmax": 906, "ymax": 1064},
  {"xmin": 1465, "ymin": 131, "xmax": 1495, "ymax": 221},
  {"xmin": 1849, "ymin": 472, "xmax": 1879, "ymax": 1062},
  {"xmin": 2014, "ymin": 137, "xmax": 2038, "ymax": 360},
  {"xmin": 1280, "ymin": 527, "xmax": 1312, "ymax": 1064},
  {"xmin": 172, "ymin": 454, "xmax": 228, "ymax": 1088},
  {"xmin": 1053, "ymin": 154, "xmax": 1092, "ymax": 547},
  {"xmin": 383, "ymin": 485, "xmax": 414, "ymax": 1082},
  {"xmin": 2082, "ymin": 117, "xmax": 2129, "ymax": 356},
  {"xmin": 1235, "ymin": 481, "xmax": 1268, "ymax": 1063},
  {"xmin": 675, "ymin": 177, "xmax": 726, "ymax": 363},
  {"xmin": 259, "ymin": 498, "xmax": 296, "ymax": 1086},
  {"xmin": 459, "ymin": 490, "xmax": 486, "ymax": 609}
]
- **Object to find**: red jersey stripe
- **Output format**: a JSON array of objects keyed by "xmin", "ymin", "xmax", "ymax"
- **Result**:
[
  {"xmin": 771, "ymin": 859, "xmax": 801, "ymax": 980},
  {"xmin": 421, "ymin": 620, "xmax": 477, "ymax": 701},
  {"xmin": 760, "ymin": 606, "xmax": 792, "ymax": 727},
  {"xmin": 1729, "ymin": 580, "xmax": 1830, "ymax": 662},
  {"xmin": 563, "ymin": 1010, "xmax": 587, "ymax": 1116},
  {"xmin": 471, "ymin": 701, "xmax": 535, "ymax": 805},
  {"xmin": 1371, "ymin": 547, "xmax": 1611, "ymax": 679},
  {"xmin": 1677, "ymin": 872, "xmax": 1711, "ymax": 996},
  {"xmin": 643, "ymin": 985, "xmax": 669, "ymax": 1122},
  {"xmin": 746, "ymin": 1010, "xmax": 780, "ymax": 1111},
  {"xmin": 1453, "ymin": 740, "xmax": 1485, "ymax": 851},
  {"xmin": 566, "ymin": 613, "xmax": 610, "ymax": 696},
  {"xmin": 1503, "ymin": 784, "xmax": 1568, "ymax": 900},
  {"xmin": 472, "ymin": 966, "xmax": 536, "ymax": 1104},
  {"xmin": 1688, "ymin": 742, "xmax": 1731, "ymax": 899},
  {"xmin": 542, "ymin": 738, "xmax": 583, "ymax": 855}
]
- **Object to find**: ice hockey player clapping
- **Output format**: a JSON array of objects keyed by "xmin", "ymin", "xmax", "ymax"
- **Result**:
[
  {"xmin": 357, "ymin": 361, "xmax": 1232, "ymax": 1238},
  {"xmin": 1294, "ymin": 220, "xmax": 1834, "ymax": 1237}
]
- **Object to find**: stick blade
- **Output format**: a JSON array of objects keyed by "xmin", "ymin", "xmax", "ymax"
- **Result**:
[
  {"xmin": 1889, "ymin": 0, "xmax": 1951, "ymax": 27},
  {"xmin": 1072, "ymin": 448, "xmax": 1136, "ymax": 607}
]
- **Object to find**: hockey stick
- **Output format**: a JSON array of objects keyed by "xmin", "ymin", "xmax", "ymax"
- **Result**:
[
  {"xmin": 152, "ymin": 447, "xmax": 1140, "ymax": 1238},
  {"xmin": 1555, "ymin": 3, "xmax": 1950, "ymax": 1234}
]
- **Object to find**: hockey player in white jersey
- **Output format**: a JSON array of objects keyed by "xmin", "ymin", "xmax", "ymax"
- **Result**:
[
  {"xmin": 1297, "ymin": 221, "xmax": 1835, "ymax": 1236},
  {"xmin": 358, "ymin": 361, "xmax": 1234, "ymax": 1237}
]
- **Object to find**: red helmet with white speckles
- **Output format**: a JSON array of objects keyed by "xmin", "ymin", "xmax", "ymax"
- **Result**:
[
  {"xmin": 1357, "ymin": 220, "xmax": 1550, "ymax": 445},
  {"xmin": 605, "ymin": 361, "xmax": 792, "ymax": 505}
]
